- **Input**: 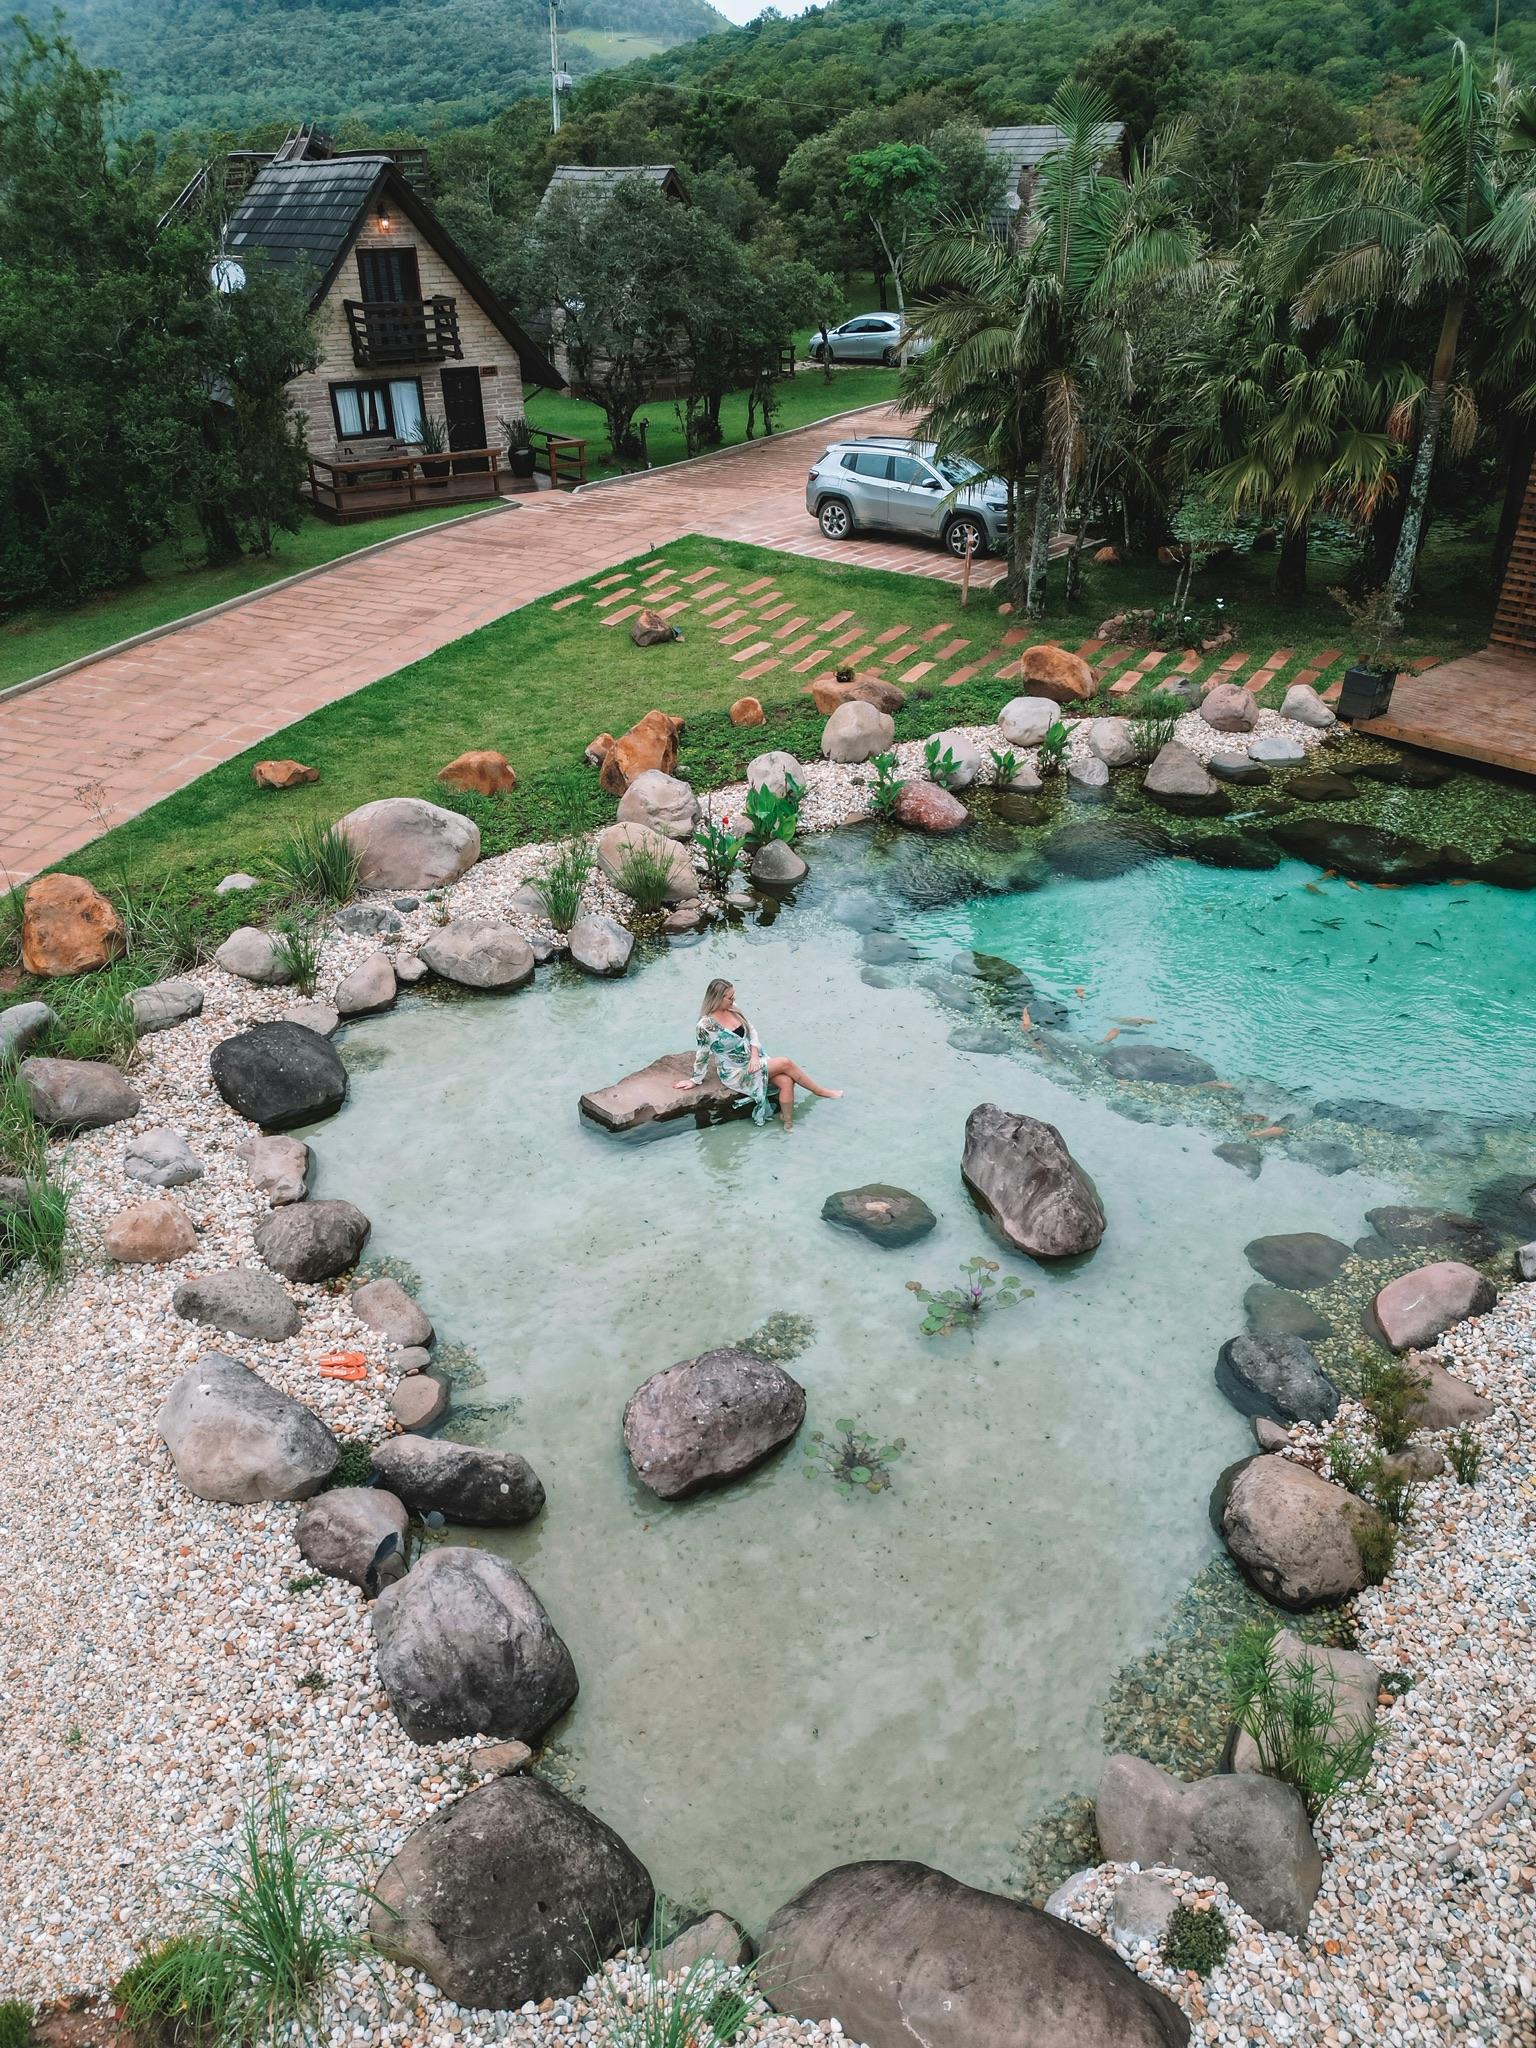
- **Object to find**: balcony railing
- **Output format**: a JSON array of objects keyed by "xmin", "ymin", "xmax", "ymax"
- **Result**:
[{"xmin": 342, "ymin": 296, "xmax": 463, "ymax": 368}]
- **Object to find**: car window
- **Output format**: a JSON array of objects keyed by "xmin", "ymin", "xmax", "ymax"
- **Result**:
[
  {"xmin": 889, "ymin": 456, "xmax": 933, "ymax": 486},
  {"xmin": 934, "ymin": 453, "xmax": 984, "ymax": 487},
  {"xmin": 845, "ymin": 319, "xmax": 887, "ymax": 334}
]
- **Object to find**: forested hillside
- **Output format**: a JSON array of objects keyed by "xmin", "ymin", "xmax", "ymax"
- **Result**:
[{"xmin": 50, "ymin": 0, "xmax": 729, "ymax": 134}]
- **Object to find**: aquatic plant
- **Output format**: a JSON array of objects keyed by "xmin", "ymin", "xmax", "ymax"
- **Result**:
[
  {"xmin": 533, "ymin": 835, "xmax": 595, "ymax": 931},
  {"xmin": 922, "ymin": 736, "xmax": 961, "ymax": 787},
  {"xmin": 1037, "ymin": 720, "xmax": 1069, "ymax": 775},
  {"xmin": 1225, "ymin": 1623, "xmax": 1376, "ymax": 1819},
  {"xmin": 269, "ymin": 822, "xmax": 360, "ymax": 908},
  {"xmin": 867, "ymin": 750, "xmax": 905, "ymax": 817},
  {"xmin": 906, "ymin": 1255, "xmax": 1033, "ymax": 1337},
  {"xmin": 1159, "ymin": 1903, "xmax": 1230, "ymax": 1977},
  {"xmin": 355, "ymin": 1254, "xmax": 422, "ymax": 1297},
  {"xmin": 694, "ymin": 809, "xmax": 745, "ymax": 888},
  {"xmin": 804, "ymin": 1418, "xmax": 906, "ymax": 1497},
  {"xmin": 272, "ymin": 916, "xmax": 322, "ymax": 998},
  {"xmin": 1447, "ymin": 1426, "xmax": 1482, "ymax": 1485},
  {"xmin": 742, "ymin": 778, "xmax": 802, "ymax": 849},
  {"xmin": 738, "ymin": 1310, "xmax": 816, "ymax": 1363},
  {"xmin": 987, "ymin": 747, "xmax": 1019, "ymax": 786},
  {"xmin": 615, "ymin": 841, "xmax": 680, "ymax": 912}
]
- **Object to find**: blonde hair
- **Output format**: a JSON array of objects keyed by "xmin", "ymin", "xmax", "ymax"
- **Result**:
[{"xmin": 702, "ymin": 978, "xmax": 735, "ymax": 1016}]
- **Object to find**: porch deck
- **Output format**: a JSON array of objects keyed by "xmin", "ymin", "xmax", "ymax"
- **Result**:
[{"xmin": 1354, "ymin": 647, "xmax": 1536, "ymax": 777}]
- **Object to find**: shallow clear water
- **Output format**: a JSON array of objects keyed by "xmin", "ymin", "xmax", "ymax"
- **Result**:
[{"xmin": 310, "ymin": 827, "xmax": 1533, "ymax": 1922}]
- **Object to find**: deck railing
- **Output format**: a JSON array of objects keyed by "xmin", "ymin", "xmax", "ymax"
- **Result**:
[
  {"xmin": 342, "ymin": 296, "xmax": 463, "ymax": 368},
  {"xmin": 527, "ymin": 427, "xmax": 589, "ymax": 489},
  {"xmin": 307, "ymin": 445, "xmax": 504, "ymax": 522}
]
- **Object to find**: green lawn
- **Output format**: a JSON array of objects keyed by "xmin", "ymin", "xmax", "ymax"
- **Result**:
[
  {"xmin": 44, "ymin": 524, "xmax": 1492, "ymax": 907},
  {"xmin": 0, "ymin": 501, "xmax": 497, "ymax": 693}
]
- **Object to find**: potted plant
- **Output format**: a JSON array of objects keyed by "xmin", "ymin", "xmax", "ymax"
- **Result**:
[
  {"xmin": 1330, "ymin": 585, "xmax": 1402, "ymax": 721},
  {"xmin": 417, "ymin": 414, "xmax": 451, "ymax": 483},
  {"xmin": 503, "ymin": 415, "xmax": 537, "ymax": 481}
]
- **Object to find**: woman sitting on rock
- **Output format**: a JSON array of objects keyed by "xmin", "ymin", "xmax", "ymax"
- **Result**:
[{"xmin": 675, "ymin": 976, "xmax": 841, "ymax": 1131}]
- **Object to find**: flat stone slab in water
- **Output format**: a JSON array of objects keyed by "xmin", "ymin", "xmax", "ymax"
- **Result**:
[
  {"xmin": 579, "ymin": 1052, "xmax": 747, "ymax": 1133},
  {"xmin": 1244, "ymin": 1231, "xmax": 1352, "ymax": 1291},
  {"xmin": 1363, "ymin": 1205, "xmax": 1500, "ymax": 1262},
  {"xmin": 1284, "ymin": 772, "xmax": 1360, "ymax": 804},
  {"xmin": 822, "ymin": 1183, "xmax": 937, "ymax": 1248},
  {"xmin": 1244, "ymin": 1284, "xmax": 1332, "ymax": 1342},
  {"xmin": 1101, "ymin": 1042, "xmax": 1218, "ymax": 1085}
]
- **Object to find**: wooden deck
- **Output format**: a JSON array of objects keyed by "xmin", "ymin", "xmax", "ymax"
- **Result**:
[{"xmin": 1355, "ymin": 646, "xmax": 1536, "ymax": 776}]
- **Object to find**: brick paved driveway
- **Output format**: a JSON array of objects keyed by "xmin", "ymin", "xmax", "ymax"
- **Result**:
[{"xmin": 0, "ymin": 402, "xmax": 1004, "ymax": 880}]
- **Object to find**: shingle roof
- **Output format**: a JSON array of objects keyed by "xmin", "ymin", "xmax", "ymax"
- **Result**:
[
  {"xmin": 225, "ymin": 158, "xmax": 391, "ymax": 286},
  {"xmin": 983, "ymin": 124, "xmax": 1129, "ymax": 230},
  {"xmin": 541, "ymin": 163, "xmax": 689, "ymax": 206}
]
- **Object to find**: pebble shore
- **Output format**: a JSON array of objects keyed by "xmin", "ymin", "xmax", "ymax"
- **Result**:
[{"xmin": 2, "ymin": 697, "xmax": 1526, "ymax": 2048}]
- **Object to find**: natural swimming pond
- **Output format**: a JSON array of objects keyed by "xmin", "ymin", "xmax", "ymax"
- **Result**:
[{"xmin": 311, "ymin": 789, "xmax": 1536, "ymax": 1922}]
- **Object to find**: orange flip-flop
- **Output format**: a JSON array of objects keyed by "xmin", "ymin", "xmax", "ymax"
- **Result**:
[{"xmin": 317, "ymin": 1350, "xmax": 368, "ymax": 1382}]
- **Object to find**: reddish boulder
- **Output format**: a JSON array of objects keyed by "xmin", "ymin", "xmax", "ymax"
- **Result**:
[
  {"xmin": 729, "ymin": 697, "xmax": 765, "ymax": 727},
  {"xmin": 1093, "ymin": 544, "xmax": 1121, "ymax": 565},
  {"xmin": 1373, "ymin": 1262, "xmax": 1497, "ymax": 1351},
  {"xmin": 437, "ymin": 751, "xmax": 517, "ymax": 797},
  {"xmin": 584, "ymin": 732, "xmax": 615, "ymax": 767},
  {"xmin": 21, "ymin": 874, "xmax": 124, "ymax": 977},
  {"xmin": 1013, "ymin": 644, "xmax": 1094, "ymax": 704},
  {"xmin": 807, "ymin": 672, "xmax": 907, "ymax": 716},
  {"xmin": 104, "ymin": 1200, "xmax": 197, "ymax": 1264},
  {"xmin": 892, "ymin": 781, "xmax": 968, "ymax": 833},
  {"xmin": 597, "ymin": 711, "xmax": 686, "ymax": 796},
  {"xmin": 252, "ymin": 759, "xmax": 319, "ymax": 790},
  {"xmin": 630, "ymin": 609, "xmax": 679, "ymax": 647}
]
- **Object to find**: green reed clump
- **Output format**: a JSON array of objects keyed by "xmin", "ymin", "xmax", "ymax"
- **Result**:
[
  {"xmin": 1447, "ymin": 1426, "xmax": 1482, "ymax": 1484},
  {"xmin": 1226, "ymin": 1622, "xmax": 1376, "ymax": 1819},
  {"xmin": 272, "ymin": 916, "xmax": 322, "ymax": 997},
  {"xmin": 615, "ymin": 841, "xmax": 680, "ymax": 911},
  {"xmin": 533, "ymin": 837, "xmax": 594, "ymax": 930},
  {"xmin": 269, "ymin": 823, "xmax": 360, "ymax": 908}
]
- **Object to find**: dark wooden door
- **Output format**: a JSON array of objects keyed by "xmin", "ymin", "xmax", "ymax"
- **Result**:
[
  {"xmin": 440, "ymin": 367, "xmax": 489, "ymax": 473},
  {"xmin": 357, "ymin": 247, "xmax": 420, "ymax": 303},
  {"xmin": 356, "ymin": 248, "xmax": 424, "ymax": 357}
]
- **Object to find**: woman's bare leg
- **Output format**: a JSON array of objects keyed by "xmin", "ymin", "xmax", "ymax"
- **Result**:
[
  {"xmin": 767, "ymin": 1055, "xmax": 843, "ymax": 1103},
  {"xmin": 775, "ymin": 1071, "xmax": 796, "ymax": 1129}
]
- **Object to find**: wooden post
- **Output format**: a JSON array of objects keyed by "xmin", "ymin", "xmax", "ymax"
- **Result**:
[{"xmin": 960, "ymin": 533, "xmax": 974, "ymax": 610}]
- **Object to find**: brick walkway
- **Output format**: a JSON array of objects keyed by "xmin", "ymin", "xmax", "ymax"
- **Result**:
[{"xmin": 0, "ymin": 403, "xmax": 1010, "ymax": 881}]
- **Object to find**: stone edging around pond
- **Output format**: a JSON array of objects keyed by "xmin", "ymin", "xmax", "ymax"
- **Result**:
[{"xmin": 2, "ymin": 705, "xmax": 1531, "ymax": 2047}]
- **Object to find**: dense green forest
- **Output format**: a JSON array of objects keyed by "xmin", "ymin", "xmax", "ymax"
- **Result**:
[{"xmin": 48, "ymin": 0, "xmax": 729, "ymax": 133}]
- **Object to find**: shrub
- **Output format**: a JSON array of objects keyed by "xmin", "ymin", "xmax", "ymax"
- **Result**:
[
  {"xmin": 269, "ymin": 823, "xmax": 360, "ymax": 908},
  {"xmin": 1226, "ymin": 1623, "xmax": 1376, "ymax": 1818},
  {"xmin": 0, "ymin": 2001, "xmax": 34, "ymax": 2048},
  {"xmin": 533, "ymin": 837, "xmax": 594, "ymax": 931},
  {"xmin": 0, "ymin": 1172, "xmax": 71, "ymax": 1283},
  {"xmin": 1159, "ymin": 1902, "xmax": 1230, "ymax": 1977},
  {"xmin": 693, "ymin": 812, "xmax": 744, "ymax": 889},
  {"xmin": 271, "ymin": 917, "xmax": 322, "ymax": 998},
  {"xmin": 1447, "ymin": 1426, "xmax": 1481, "ymax": 1485},
  {"xmin": 615, "ymin": 841, "xmax": 679, "ymax": 911},
  {"xmin": 1324, "ymin": 1434, "xmax": 1416, "ymax": 1526},
  {"xmin": 39, "ymin": 962, "xmax": 137, "ymax": 1065},
  {"xmin": 1356, "ymin": 1349, "xmax": 1429, "ymax": 1454},
  {"xmin": 867, "ymin": 751, "xmax": 905, "ymax": 818},
  {"xmin": 117, "ymin": 881, "xmax": 213, "ymax": 973}
]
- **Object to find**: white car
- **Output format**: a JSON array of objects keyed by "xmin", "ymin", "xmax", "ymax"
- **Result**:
[{"xmin": 806, "ymin": 313, "xmax": 931, "ymax": 366}]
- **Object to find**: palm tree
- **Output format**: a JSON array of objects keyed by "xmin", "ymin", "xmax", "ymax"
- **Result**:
[
  {"xmin": 1177, "ymin": 242, "xmax": 1409, "ymax": 595},
  {"xmin": 904, "ymin": 82, "xmax": 1206, "ymax": 613},
  {"xmin": 1267, "ymin": 40, "xmax": 1536, "ymax": 611}
]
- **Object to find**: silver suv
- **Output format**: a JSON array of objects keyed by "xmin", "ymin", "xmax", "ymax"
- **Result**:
[{"xmin": 806, "ymin": 438, "xmax": 1009, "ymax": 558}]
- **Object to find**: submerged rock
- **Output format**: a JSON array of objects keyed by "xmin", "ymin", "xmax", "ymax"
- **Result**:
[
  {"xmin": 1244, "ymin": 1232, "xmax": 1352, "ymax": 1291},
  {"xmin": 821, "ymin": 1183, "xmax": 937, "ymax": 1248},
  {"xmin": 1267, "ymin": 818, "xmax": 1444, "ymax": 884},
  {"xmin": 623, "ymin": 1347, "xmax": 806, "ymax": 1499},
  {"xmin": 1244, "ymin": 1284, "xmax": 1332, "ymax": 1342},
  {"xmin": 1208, "ymin": 754, "xmax": 1271, "ymax": 786},
  {"xmin": 1216, "ymin": 1334, "xmax": 1339, "ymax": 1424},
  {"xmin": 961, "ymin": 1103, "xmax": 1105, "ymax": 1259},
  {"xmin": 1214, "ymin": 1140, "xmax": 1263, "ymax": 1179},
  {"xmin": 1101, "ymin": 1043, "xmax": 1217, "ymax": 1085},
  {"xmin": 1043, "ymin": 819, "xmax": 1172, "ymax": 880},
  {"xmin": 1364, "ymin": 1206, "xmax": 1500, "ymax": 1262}
]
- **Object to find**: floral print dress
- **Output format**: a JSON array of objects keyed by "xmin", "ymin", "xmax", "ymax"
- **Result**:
[{"xmin": 690, "ymin": 1013, "xmax": 774, "ymax": 1125}]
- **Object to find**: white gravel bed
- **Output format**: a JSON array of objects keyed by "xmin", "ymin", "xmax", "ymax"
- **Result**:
[{"xmin": 0, "ymin": 701, "xmax": 1516, "ymax": 2048}]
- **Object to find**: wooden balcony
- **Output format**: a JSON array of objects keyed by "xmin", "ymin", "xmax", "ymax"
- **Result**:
[
  {"xmin": 307, "ymin": 444, "xmax": 504, "ymax": 522},
  {"xmin": 343, "ymin": 296, "xmax": 463, "ymax": 368}
]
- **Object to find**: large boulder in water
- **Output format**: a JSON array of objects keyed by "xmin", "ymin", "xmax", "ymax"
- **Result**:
[
  {"xmin": 156, "ymin": 1354, "xmax": 337, "ymax": 1502},
  {"xmin": 961, "ymin": 1103, "xmax": 1105, "ymax": 1259},
  {"xmin": 1218, "ymin": 1454, "xmax": 1366, "ymax": 1609},
  {"xmin": 1267, "ymin": 818, "xmax": 1444, "ymax": 883},
  {"xmin": 335, "ymin": 796, "xmax": 480, "ymax": 890},
  {"xmin": 369, "ymin": 1776, "xmax": 653, "ymax": 2011},
  {"xmin": 371, "ymin": 1547, "xmax": 577, "ymax": 1743},
  {"xmin": 1141, "ymin": 743, "xmax": 1228, "ymax": 815},
  {"xmin": 758, "ymin": 1860, "xmax": 1189, "ymax": 2048},
  {"xmin": 623, "ymin": 1346, "xmax": 806, "ymax": 1498},
  {"xmin": 370, "ymin": 1435, "xmax": 546, "ymax": 1525},
  {"xmin": 1372, "ymin": 1261, "xmax": 1496, "ymax": 1350},
  {"xmin": 209, "ymin": 1022, "xmax": 347, "ymax": 1131},
  {"xmin": 579, "ymin": 1051, "xmax": 745, "ymax": 1133},
  {"xmin": 418, "ymin": 919, "xmax": 535, "ymax": 991},
  {"xmin": 1363, "ymin": 1206, "xmax": 1500, "ymax": 1263},
  {"xmin": 1096, "ymin": 1756, "xmax": 1321, "ymax": 1937},
  {"xmin": 1216, "ymin": 1334, "xmax": 1339, "ymax": 1424},
  {"xmin": 822, "ymin": 1184, "xmax": 937, "ymax": 1248}
]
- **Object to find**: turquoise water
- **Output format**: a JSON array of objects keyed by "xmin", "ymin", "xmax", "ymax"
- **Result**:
[{"xmin": 309, "ymin": 822, "xmax": 1532, "ymax": 1925}]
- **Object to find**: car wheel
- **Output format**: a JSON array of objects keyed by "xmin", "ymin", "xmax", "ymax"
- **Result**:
[
  {"xmin": 944, "ymin": 516, "xmax": 988, "ymax": 560},
  {"xmin": 818, "ymin": 497, "xmax": 854, "ymax": 541},
  {"xmin": 881, "ymin": 345, "xmax": 898, "ymax": 367}
]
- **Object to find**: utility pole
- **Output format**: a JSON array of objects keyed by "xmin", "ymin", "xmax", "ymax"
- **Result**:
[{"xmin": 549, "ymin": 0, "xmax": 563, "ymax": 133}]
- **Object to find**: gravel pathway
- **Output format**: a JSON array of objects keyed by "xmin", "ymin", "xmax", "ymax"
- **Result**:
[{"xmin": 2, "ymin": 697, "xmax": 1523, "ymax": 2048}]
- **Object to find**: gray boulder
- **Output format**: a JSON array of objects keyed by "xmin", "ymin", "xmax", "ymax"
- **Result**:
[
  {"xmin": 130, "ymin": 978, "xmax": 204, "ymax": 1035},
  {"xmin": 1067, "ymin": 756, "xmax": 1110, "ymax": 802},
  {"xmin": 1281, "ymin": 683, "xmax": 1336, "ymax": 729},
  {"xmin": 156, "ymin": 1353, "xmax": 337, "ymax": 1502},
  {"xmin": 1519, "ymin": 1241, "xmax": 1536, "ymax": 1281},
  {"xmin": 995, "ymin": 696, "xmax": 1058, "ymax": 747},
  {"xmin": 1219, "ymin": 1454, "xmax": 1366, "ymax": 1609},
  {"xmin": 370, "ymin": 1435, "xmax": 545, "ymax": 1526},
  {"xmin": 656, "ymin": 1913, "xmax": 751, "ymax": 1976},
  {"xmin": 19, "ymin": 1057, "xmax": 140, "ymax": 1133},
  {"xmin": 296, "ymin": 1485, "xmax": 408, "ymax": 1588},
  {"xmin": 929, "ymin": 729, "xmax": 983, "ymax": 791},
  {"xmin": 568, "ymin": 917, "xmax": 634, "ymax": 978},
  {"xmin": 335, "ymin": 797, "xmax": 480, "ymax": 891},
  {"xmin": 1364, "ymin": 1205, "xmax": 1500, "ymax": 1262},
  {"xmin": 209, "ymin": 1022, "xmax": 347, "ymax": 1131},
  {"xmin": 371, "ymin": 1547, "xmax": 576, "ymax": 1742},
  {"xmin": 173, "ymin": 1267, "xmax": 302, "ymax": 1342},
  {"xmin": 212, "ymin": 926, "xmax": 293, "ymax": 986},
  {"xmin": 1231, "ymin": 1630, "xmax": 1378, "ymax": 1777},
  {"xmin": 1208, "ymin": 753, "xmax": 1271, "ymax": 786},
  {"xmin": 960, "ymin": 1102, "xmax": 1105, "ymax": 1259},
  {"xmin": 747, "ymin": 751, "xmax": 804, "ymax": 799},
  {"xmin": 616, "ymin": 769, "xmax": 699, "ymax": 841},
  {"xmin": 1244, "ymin": 1284, "xmax": 1331, "ymax": 1342},
  {"xmin": 333, "ymin": 952, "xmax": 397, "ymax": 1017},
  {"xmin": 1142, "ymin": 743, "xmax": 1226, "ymax": 811},
  {"xmin": 1404, "ymin": 1353, "xmax": 1492, "ymax": 1431},
  {"xmin": 821, "ymin": 1183, "xmax": 937, "ymax": 1248},
  {"xmin": 750, "ymin": 839, "xmax": 808, "ymax": 887},
  {"xmin": 280, "ymin": 1000, "xmax": 340, "ymax": 1037},
  {"xmin": 758, "ymin": 1860, "xmax": 1189, "ymax": 2048},
  {"xmin": 1248, "ymin": 733, "xmax": 1307, "ymax": 766},
  {"xmin": 236, "ymin": 1133, "xmax": 309, "ymax": 1205},
  {"xmin": 1111, "ymin": 1875, "xmax": 1179, "ymax": 1950},
  {"xmin": 1216, "ymin": 1334, "xmax": 1340, "ymax": 1424},
  {"xmin": 215, "ymin": 872, "xmax": 260, "ymax": 893},
  {"xmin": 1096, "ymin": 1756, "xmax": 1321, "ymax": 1937},
  {"xmin": 0, "ymin": 1001, "xmax": 55, "ymax": 1064},
  {"xmin": 418, "ymin": 919, "xmax": 535, "ymax": 991},
  {"xmin": 1088, "ymin": 718, "xmax": 1138, "ymax": 768},
  {"xmin": 623, "ymin": 1347, "xmax": 806, "ymax": 1499},
  {"xmin": 369, "ymin": 1777, "xmax": 652, "ymax": 2010},
  {"xmin": 254, "ymin": 1198, "xmax": 370, "ymax": 1283},
  {"xmin": 1200, "ymin": 682, "xmax": 1259, "ymax": 733},
  {"xmin": 821, "ymin": 701, "xmax": 894, "ymax": 763},
  {"xmin": 334, "ymin": 901, "xmax": 403, "ymax": 938},
  {"xmin": 1244, "ymin": 1232, "xmax": 1352, "ymax": 1290},
  {"xmin": 124, "ymin": 1128, "xmax": 204, "ymax": 1188},
  {"xmin": 594, "ymin": 822, "xmax": 700, "ymax": 904},
  {"xmin": 1372, "ymin": 1261, "xmax": 1497, "ymax": 1350},
  {"xmin": 352, "ymin": 1276, "xmax": 432, "ymax": 1348}
]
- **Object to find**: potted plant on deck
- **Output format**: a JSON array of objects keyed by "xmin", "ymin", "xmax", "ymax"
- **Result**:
[
  {"xmin": 1330, "ymin": 585, "xmax": 1402, "ymax": 721},
  {"xmin": 417, "ymin": 414, "xmax": 451, "ymax": 484},
  {"xmin": 503, "ymin": 415, "xmax": 538, "ymax": 481}
]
